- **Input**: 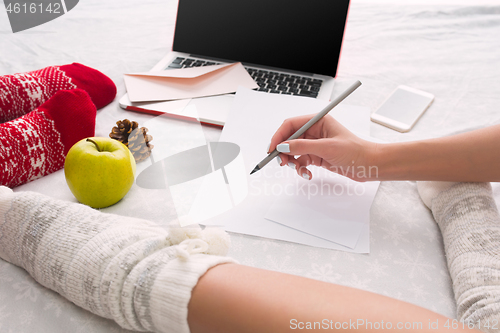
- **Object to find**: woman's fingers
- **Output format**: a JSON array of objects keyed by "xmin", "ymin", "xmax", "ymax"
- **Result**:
[
  {"xmin": 295, "ymin": 155, "xmax": 313, "ymax": 180},
  {"xmin": 280, "ymin": 155, "xmax": 314, "ymax": 180},
  {"xmin": 276, "ymin": 138, "xmax": 330, "ymax": 157},
  {"xmin": 269, "ymin": 114, "xmax": 326, "ymax": 152}
]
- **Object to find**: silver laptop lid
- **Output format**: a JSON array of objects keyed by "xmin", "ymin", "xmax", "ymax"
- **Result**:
[{"xmin": 172, "ymin": 0, "xmax": 351, "ymax": 77}]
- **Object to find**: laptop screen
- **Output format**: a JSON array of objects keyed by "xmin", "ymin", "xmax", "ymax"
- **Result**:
[{"xmin": 172, "ymin": 0, "xmax": 350, "ymax": 77}]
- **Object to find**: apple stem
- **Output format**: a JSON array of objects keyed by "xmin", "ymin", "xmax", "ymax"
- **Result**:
[{"xmin": 86, "ymin": 138, "xmax": 101, "ymax": 152}]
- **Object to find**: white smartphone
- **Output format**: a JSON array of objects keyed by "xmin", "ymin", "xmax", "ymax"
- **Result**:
[{"xmin": 370, "ymin": 85, "xmax": 434, "ymax": 133}]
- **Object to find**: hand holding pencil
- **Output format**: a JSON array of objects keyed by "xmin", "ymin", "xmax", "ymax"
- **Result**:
[
  {"xmin": 268, "ymin": 112, "xmax": 377, "ymax": 181},
  {"xmin": 252, "ymin": 80, "xmax": 378, "ymax": 181}
]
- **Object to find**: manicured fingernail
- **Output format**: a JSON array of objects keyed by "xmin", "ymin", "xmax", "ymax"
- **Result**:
[
  {"xmin": 277, "ymin": 156, "xmax": 282, "ymax": 165},
  {"xmin": 302, "ymin": 173, "xmax": 310, "ymax": 180},
  {"xmin": 288, "ymin": 162, "xmax": 296, "ymax": 170},
  {"xmin": 267, "ymin": 142, "xmax": 271, "ymax": 153},
  {"xmin": 277, "ymin": 143, "xmax": 290, "ymax": 153}
]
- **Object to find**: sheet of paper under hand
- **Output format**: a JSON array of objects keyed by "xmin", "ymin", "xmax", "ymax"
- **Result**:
[
  {"xmin": 124, "ymin": 62, "xmax": 259, "ymax": 102},
  {"xmin": 202, "ymin": 87, "xmax": 379, "ymax": 253},
  {"xmin": 264, "ymin": 174, "xmax": 368, "ymax": 249}
]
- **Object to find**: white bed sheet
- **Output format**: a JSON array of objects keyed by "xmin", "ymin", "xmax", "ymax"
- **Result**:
[{"xmin": 1, "ymin": 0, "xmax": 500, "ymax": 331}]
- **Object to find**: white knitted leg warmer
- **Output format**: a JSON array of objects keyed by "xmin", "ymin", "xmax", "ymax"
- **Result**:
[
  {"xmin": 417, "ymin": 181, "xmax": 500, "ymax": 332},
  {"xmin": 0, "ymin": 186, "xmax": 236, "ymax": 333}
]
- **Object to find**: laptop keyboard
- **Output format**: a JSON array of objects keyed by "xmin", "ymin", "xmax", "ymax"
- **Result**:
[{"xmin": 167, "ymin": 57, "xmax": 322, "ymax": 98}]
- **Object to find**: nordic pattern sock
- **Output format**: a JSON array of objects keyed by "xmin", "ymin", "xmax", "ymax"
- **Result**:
[
  {"xmin": 0, "ymin": 89, "xmax": 96, "ymax": 188},
  {"xmin": 0, "ymin": 186, "xmax": 235, "ymax": 333},
  {"xmin": 417, "ymin": 181, "xmax": 500, "ymax": 332},
  {"xmin": 0, "ymin": 63, "xmax": 116, "ymax": 123}
]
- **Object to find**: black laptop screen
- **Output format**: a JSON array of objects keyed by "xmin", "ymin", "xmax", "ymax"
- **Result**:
[{"xmin": 172, "ymin": 0, "xmax": 350, "ymax": 77}]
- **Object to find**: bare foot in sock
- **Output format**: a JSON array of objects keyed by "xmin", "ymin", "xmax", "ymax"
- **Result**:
[
  {"xmin": 0, "ymin": 187, "xmax": 234, "ymax": 333},
  {"xmin": 0, "ymin": 63, "xmax": 116, "ymax": 123},
  {"xmin": 418, "ymin": 181, "xmax": 500, "ymax": 332},
  {"xmin": 0, "ymin": 89, "xmax": 96, "ymax": 188}
]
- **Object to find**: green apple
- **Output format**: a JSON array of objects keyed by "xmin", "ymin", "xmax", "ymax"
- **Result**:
[{"xmin": 64, "ymin": 137, "xmax": 136, "ymax": 209}]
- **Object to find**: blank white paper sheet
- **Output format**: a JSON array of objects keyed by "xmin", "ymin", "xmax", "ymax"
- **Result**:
[{"xmin": 202, "ymin": 87, "xmax": 380, "ymax": 253}]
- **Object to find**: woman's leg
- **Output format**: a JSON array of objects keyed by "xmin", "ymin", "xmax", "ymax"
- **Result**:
[
  {"xmin": 418, "ymin": 181, "xmax": 500, "ymax": 333},
  {"xmin": 189, "ymin": 263, "xmax": 478, "ymax": 333},
  {"xmin": 0, "ymin": 186, "xmax": 235, "ymax": 333}
]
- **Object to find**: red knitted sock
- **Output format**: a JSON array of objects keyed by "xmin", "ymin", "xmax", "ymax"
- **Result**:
[
  {"xmin": 0, "ymin": 63, "xmax": 116, "ymax": 123},
  {"xmin": 0, "ymin": 89, "xmax": 96, "ymax": 188}
]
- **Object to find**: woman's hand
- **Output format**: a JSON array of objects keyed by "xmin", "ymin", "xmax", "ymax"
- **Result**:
[{"xmin": 269, "ymin": 114, "xmax": 378, "ymax": 182}]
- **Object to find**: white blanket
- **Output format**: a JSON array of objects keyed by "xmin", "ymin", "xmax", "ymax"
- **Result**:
[{"xmin": 1, "ymin": 0, "xmax": 500, "ymax": 331}]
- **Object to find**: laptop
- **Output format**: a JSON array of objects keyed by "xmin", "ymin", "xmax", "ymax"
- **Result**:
[{"xmin": 120, "ymin": 0, "xmax": 351, "ymax": 127}]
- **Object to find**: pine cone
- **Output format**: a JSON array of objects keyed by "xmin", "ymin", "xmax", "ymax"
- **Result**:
[
  {"xmin": 109, "ymin": 119, "xmax": 154, "ymax": 162},
  {"xmin": 128, "ymin": 127, "xmax": 154, "ymax": 163},
  {"xmin": 109, "ymin": 119, "xmax": 138, "ymax": 147}
]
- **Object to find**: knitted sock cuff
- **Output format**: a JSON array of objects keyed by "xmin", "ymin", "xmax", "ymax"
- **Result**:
[
  {"xmin": 417, "ymin": 181, "xmax": 457, "ymax": 209},
  {"xmin": 145, "ymin": 254, "xmax": 237, "ymax": 333}
]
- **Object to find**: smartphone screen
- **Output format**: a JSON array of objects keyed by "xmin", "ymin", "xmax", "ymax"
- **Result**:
[{"xmin": 371, "ymin": 86, "xmax": 434, "ymax": 132}]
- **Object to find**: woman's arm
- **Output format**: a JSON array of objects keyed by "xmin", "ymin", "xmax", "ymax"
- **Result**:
[
  {"xmin": 270, "ymin": 115, "xmax": 500, "ymax": 182},
  {"xmin": 189, "ymin": 263, "xmax": 480, "ymax": 333},
  {"xmin": 374, "ymin": 124, "xmax": 500, "ymax": 181}
]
